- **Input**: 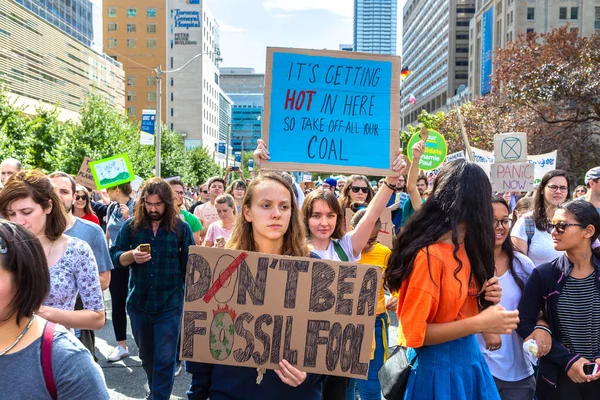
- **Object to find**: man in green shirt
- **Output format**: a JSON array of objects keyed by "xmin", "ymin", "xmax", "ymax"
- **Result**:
[{"xmin": 169, "ymin": 179, "xmax": 203, "ymax": 245}]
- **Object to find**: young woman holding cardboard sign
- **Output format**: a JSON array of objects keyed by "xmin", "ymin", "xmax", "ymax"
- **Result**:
[
  {"xmin": 186, "ymin": 172, "xmax": 324, "ymax": 400},
  {"xmin": 386, "ymin": 159, "xmax": 517, "ymax": 400}
]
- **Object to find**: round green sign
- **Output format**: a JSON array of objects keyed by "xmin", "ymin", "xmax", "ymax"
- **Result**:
[{"xmin": 406, "ymin": 129, "xmax": 448, "ymax": 171}]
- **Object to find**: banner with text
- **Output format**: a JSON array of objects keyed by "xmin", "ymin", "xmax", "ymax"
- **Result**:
[
  {"xmin": 527, "ymin": 151, "xmax": 557, "ymax": 184},
  {"xmin": 76, "ymin": 157, "xmax": 96, "ymax": 190},
  {"xmin": 262, "ymin": 47, "xmax": 401, "ymax": 176},
  {"xmin": 181, "ymin": 247, "xmax": 382, "ymax": 378}
]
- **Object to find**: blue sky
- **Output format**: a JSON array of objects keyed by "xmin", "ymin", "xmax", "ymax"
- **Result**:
[{"xmin": 205, "ymin": 0, "xmax": 403, "ymax": 73}]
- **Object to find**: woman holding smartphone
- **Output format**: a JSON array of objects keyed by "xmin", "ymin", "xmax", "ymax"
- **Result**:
[
  {"xmin": 385, "ymin": 159, "xmax": 518, "ymax": 400},
  {"xmin": 517, "ymin": 200, "xmax": 600, "ymax": 399}
]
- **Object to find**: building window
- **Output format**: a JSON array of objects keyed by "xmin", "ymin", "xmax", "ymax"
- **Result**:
[
  {"xmin": 570, "ymin": 7, "xmax": 578, "ymax": 19},
  {"xmin": 127, "ymin": 91, "xmax": 137, "ymax": 101},
  {"xmin": 170, "ymin": 123, "xmax": 174, "ymax": 131},
  {"xmin": 147, "ymin": 39, "xmax": 157, "ymax": 49},
  {"xmin": 147, "ymin": 92, "xmax": 157, "ymax": 102},
  {"xmin": 127, "ymin": 39, "xmax": 136, "ymax": 48},
  {"xmin": 170, "ymin": 78, "xmax": 174, "ymax": 86},
  {"xmin": 170, "ymin": 108, "xmax": 174, "ymax": 117},
  {"xmin": 526, "ymin": 28, "xmax": 535, "ymax": 34},
  {"xmin": 108, "ymin": 7, "xmax": 117, "ymax": 17},
  {"xmin": 107, "ymin": 23, "xmax": 117, "ymax": 32},
  {"xmin": 126, "ymin": 23, "xmax": 136, "ymax": 33},
  {"xmin": 527, "ymin": 7, "xmax": 534, "ymax": 20},
  {"xmin": 171, "ymin": 93, "xmax": 174, "ymax": 101},
  {"xmin": 127, "ymin": 76, "xmax": 136, "ymax": 86},
  {"xmin": 147, "ymin": 23, "xmax": 156, "ymax": 33},
  {"xmin": 559, "ymin": 7, "xmax": 567, "ymax": 19},
  {"xmin": 127, "ymin": 107, "xmax": 136, "ymax": 116},
  {"xmin": 108, "ymin": 38, "xmax": 117, "ymax": 48},
  {"xmin": 147, "ymin": 77, "xmax": 156, "ymax": 86},
  {"xmin": 127, "ymin": 8, "xmax": 137, "ymax": 17},
  {"xmin": 147, "ymin": 8, "xmax": 157, "ymax": 18}
]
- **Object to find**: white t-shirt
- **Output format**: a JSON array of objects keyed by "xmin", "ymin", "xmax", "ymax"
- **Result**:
[
  {"xmin": 511, "ymin": 214, "xmax": 563, "ymax": 266},
  {"xmin": 311, "ymin": 232, "xmax": 361, "ymax": 262},
  {"xmin": 194, "ymin": 202, "xmax": 219, "ymax": 227},
  {"xmin": 476, "ymin": 252, "xmax": 535, "ymax": 381}
]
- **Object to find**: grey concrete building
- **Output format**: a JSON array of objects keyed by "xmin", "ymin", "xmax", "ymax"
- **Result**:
[{"xmin": 354, "ymin": 0, "xmax": 398, "ymax": 55}]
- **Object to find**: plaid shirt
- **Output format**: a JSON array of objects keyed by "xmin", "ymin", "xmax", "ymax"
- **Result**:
[{"xmin": 110, "ymin": 218, "xmax": 195, "ymax": 313}]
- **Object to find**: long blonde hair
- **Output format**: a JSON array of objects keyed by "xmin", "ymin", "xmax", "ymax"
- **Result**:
[{"xmin": 227, "ymin": 172, "xmax": 310, "ymax": 257}]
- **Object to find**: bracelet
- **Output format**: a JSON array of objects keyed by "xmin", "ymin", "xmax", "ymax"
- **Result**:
[
  {"xmin": 383, "ymin": 180, "xmax": 397, "ymax": 191},
  {"xmin": 534, "ymin": 325, "xmax": 553, "ymax": 335}
]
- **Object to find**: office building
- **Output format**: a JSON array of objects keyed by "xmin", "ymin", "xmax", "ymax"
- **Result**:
[
  {"xmin": 0, "ymin": 0, "xmax": 125, "ymax": 121},
  {"xmin": 219, "ymin": 67, "xmax": 264, "ymax": 155},
  {"xmin": 353, "ymin": 0, "xmax": 398, "ymax": 55},
  {"xmin": 104, "ymin": 0, "xmax": 222, "ymax": 156},
  {"xmin": 469, "ymin": 0, "xmax": 600, "ymax": 97},
  {"xmin": 216, "ymin": 88, "xmax": 233, "ymax": 168},
  {"xmin": 103, "ymin": 0, "xmax": 167, "ymax": 125},
  {"xmin": 401, "ymin": 0, "xmax": 474, "ymax": 126},
  {"xmin": 14, "ymin": 0, "xmax": 94, "ymax": 46}
]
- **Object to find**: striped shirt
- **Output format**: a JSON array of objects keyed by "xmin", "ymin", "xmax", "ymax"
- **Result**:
[{"xmin": 556, "ymin": 271, "xmax": 600, "ymax": 361}]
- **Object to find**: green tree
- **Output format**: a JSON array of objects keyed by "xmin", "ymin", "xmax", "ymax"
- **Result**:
[{"xmin": 185, "ymin": 145, "xmax": 221, "ymax": 186}]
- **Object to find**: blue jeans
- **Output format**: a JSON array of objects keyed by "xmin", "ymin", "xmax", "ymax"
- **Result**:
[
  {"xmin": 346, "ymin": 313, "xmax": 389, "ymax": 400},
  {"xmin": 128, "ymin": 304, "xmax": 183, "ymax": 400}
]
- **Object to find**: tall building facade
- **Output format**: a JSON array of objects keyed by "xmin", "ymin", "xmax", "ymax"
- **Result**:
[
  {"xmin": 216, "ymin": 89, "xmax": 233, "ymax": 168},
  {"xmin": 103, "ymin": 0, "xmax": 167, "ymax": 123},
  {"xmin": 14, "ymin": 0, "xmax": 94, "ymax": 46},
  {"xmin": 401, "ymin": 0, "xmax": 474, "ymax": 126},
  {"xmin": 353, "ymin": 0, "xmax": 398, "ymax": 55},
  {"xmin": 1, "ymin": 0, "xmax": 124, "ymax": 121},
  {"xmin": 469, "ymin": 0, "xmax": 600, "ymax": 97},
  {"xmin": 219, "ymin": 67, "xmax": 264, "ymax": 155}
]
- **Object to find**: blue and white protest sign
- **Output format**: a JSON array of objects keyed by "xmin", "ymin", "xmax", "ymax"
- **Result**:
[
  {"xmin": 140, "ymin": 109, "xmax": 156, "ymax": 145},
  {"xmin": 262, "ymin": 47, "xmax": 401, "ymax": 175}
]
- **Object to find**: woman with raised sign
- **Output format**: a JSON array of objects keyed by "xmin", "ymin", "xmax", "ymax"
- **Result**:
[
  {"xmin": 186, "ymin": 172, "xmax": 325, "ymax": 400},
  {"xmin": 385, "ymin": 159, "xmax": 519, "ymax": 400}
]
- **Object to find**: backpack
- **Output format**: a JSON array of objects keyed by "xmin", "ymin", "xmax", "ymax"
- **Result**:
[
  {"xmin": 332, "ymin": 240, "xmax": 349, "ymax": 262},
  {"xmin": 41, "ymin": 322, "xmax": 57, "ymax": 400},
  {"xmin": 523, "ymin": 214, "xmax": 536, "ymax": 248}
]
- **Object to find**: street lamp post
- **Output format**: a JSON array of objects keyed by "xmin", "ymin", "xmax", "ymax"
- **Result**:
[{"xmin": 154, "ymin": 51, "xmax": 222, "ymax": 177}]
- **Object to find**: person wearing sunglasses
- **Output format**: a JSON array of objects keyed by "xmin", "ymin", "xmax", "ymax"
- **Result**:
[
  {"xmin": 517, "ymin": 200, "xmax": 600, "ymax": 398},
  {"xmin": 573, "ymin": 185, "xmax": 588, "ymax": 200},
  {"xmin": 512, "ymin": 170, "xmax": 570, "ymax": 266},
  {"xmin": 72, "ymin": 185, "xmax": 100, "ymax": 226},
  {"xmin": 339, "ymin": 175, "xmax": 374, "ymax": 211},
  {"xmin": 476, "ymin": 195, "xmax": 536, "ymax": 399}
]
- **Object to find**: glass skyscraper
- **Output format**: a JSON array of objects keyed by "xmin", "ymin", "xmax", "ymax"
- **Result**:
[
  {"xmin": 353, "ymin": 0, "xmax": 398, "ymax": 55},
  {"xmin": 15, "ymin": 0, "xmax": 94, "ymax": 46}
]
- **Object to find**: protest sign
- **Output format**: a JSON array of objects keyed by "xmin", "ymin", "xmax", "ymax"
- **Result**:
[
  {"xmin": 89, "ymin": 154, "xmax": 135, "ymax": 190},
  {"xmin": 345, "ymin": 208, "xmax": 394, "ymax": 249},
  {"xmin": 181, "ymin": 247, "xmax": 381, "ymax": 378},
  {"xmin": 76, "ymin": 157, "xmax": 96, "ymax": 190},
  {"xmin": 527, "ymin": 151, "xmax": 557, "ymax": 184},
  {"xmin": 494, "ymin": 132, "xmax": 527, "ymax": 163},
  {"xmin": 261, "ymin": 47, "xmax": 401, "ymax": 176},
  {"xmin": 424, "ymin": 151, "xmax": 466, "ymax": 186},
  {"xmin": 406, "ymin": 129, "xmax": 448, "ymax": 171},
  {"xmin": 490, "ymin": 162, "xmax": 535, "ymax": 191}
]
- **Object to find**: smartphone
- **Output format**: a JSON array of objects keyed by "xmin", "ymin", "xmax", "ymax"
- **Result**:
[
  {"xmin": 139, "ymin": 244, "xmax": 151, "ymax": 253},
  {"xmin": 232, "ymin": 166, "xmax": 239, "ymax": 171},
  {"xmin": 583, "ymin": 363, "xmax": 598, "ymax": 376}
]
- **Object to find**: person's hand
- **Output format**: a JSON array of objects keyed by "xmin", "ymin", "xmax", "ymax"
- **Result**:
[
  {"xmin": 478, "ymin": 305, "xmax": 519, "ymax": 334},
  {"xmin": 37, "ymin": 305, "xmax": 54, "ymax": 322},
  {"xmin": 132, "ymin": 247, "xmax": 152, "ymax": 264},
  {"xmin": 567, "ymin": 358, "xmax": 599, "ymax": 383},
  {"xmin": 274, "ymin": 359, "xmax": 307, "ymax": 387},
  {"xmin": 388, "ymin": 148, "xmax": 407, "ymax": 178},
  {"xmin": 482, "ymin": 277, "xmax": 502, "ymax": 305},
  {"xmin": 482, "ymin": 332, "xmax": 502, "ymax": 351},
  {"xmin": 119, "ymin": 203, "xmax": 130, "ymax": 219},
  {"xmin": 237, "ymin": 169, "xmax": 245, "ymax": 177},
  {"xmin": 386, "ymin": 296, "xmax": 398, "ymax": 312},
  {"xmin": 525, "ymin": 328, "xmax": 552, "ymax": 357},
  {"xmin": 412, "ymin": 141, "xmax": 426, "ymax": 160},
  {"xmin": 226, "ymin": 166, "xmax": 232, "ymax": 172},
  {"xmin": 254, "ymin": 139, "xmax": 270, "ymax": 168}
]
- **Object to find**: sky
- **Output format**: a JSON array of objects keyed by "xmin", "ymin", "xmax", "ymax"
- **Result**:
[{"xmin": 205, "ymin": 0, "xmax": 403, "ymax": 73}]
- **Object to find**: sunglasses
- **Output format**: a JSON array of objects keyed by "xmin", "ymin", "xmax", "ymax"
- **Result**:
[
  {"xmin": 201, "ymin": 190, "xmax": 208, "ymax": 194},
  {"xmin": 493, "ymin": 219, "xmax": 513, "ymax": 229},
  {"xmin": 547, "ymin": 222, "xmax": 587, "ymax": 234},
  {"xmin": 75, "ymin": 195, "xmax": 87, "ymax": 200},
  {"xmin": 350, "ymin": 186, "xmax": 370, "ymax": 194}
]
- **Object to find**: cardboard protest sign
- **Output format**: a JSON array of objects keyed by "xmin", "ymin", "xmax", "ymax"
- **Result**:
[
  {"xmin": 494, "ymin": 132, "xmax": 527, "ymax": 163},
  {"xmin": 345, "ymin": 208, "xmax": 394, "ymax": 249},
  {"xmin": 406, "ymin": 129, "xmax": 448, "ymax": 171},
  {"xmin": 181, "ymin": 247, "xmax": 382, "ymax": 378},
  {"xmin": 89, "ymin": 154, "xmax": 135, "ymax": 190},
  {"xmin": 490, "ymin": 162, "xmax": 535, "ymax": 191},
  {"xmin": 262, "ymin": 47, "xmax": 401, "ymax": 176},
  {"xmin": 527, "ymin": 151, "xmax": 557, "ymax": 184},
  {"xmin": 76, "ymin": 157, "xmax": 96, "ymax": 190}
]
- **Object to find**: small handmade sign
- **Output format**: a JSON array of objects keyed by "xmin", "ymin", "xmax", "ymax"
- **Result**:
[
  {"xmin": 89, "ymin": 154, "xmax": 135, "ymax": 190},
  {"xmin": 76, "ymin": 157, "xmax": 96, "ymax": 190},
  {"xmin": 180, "ymin": 247, "xmax": 382, "ymax": 378},
  {"xmin": 406, "ymin": 129, "xmax": 448, "ymax": 171}
]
